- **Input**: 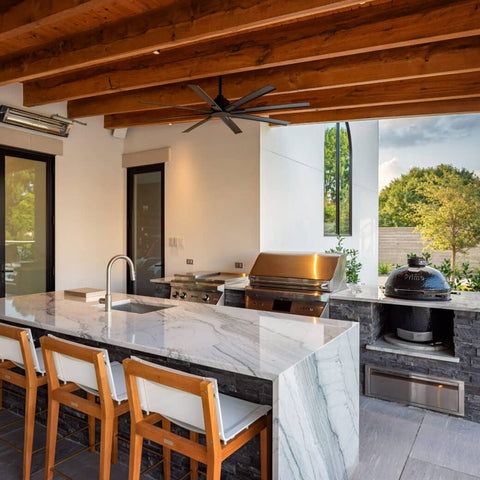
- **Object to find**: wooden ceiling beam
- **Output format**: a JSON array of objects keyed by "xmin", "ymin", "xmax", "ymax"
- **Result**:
[
  {"xmin": 272, "ymin": 98, "xmax": 480, "ymax": 124},
  {"xmin": 68, "ymin": 38, "xmax": 480, "ymax": 118},
  {"xmin": 0, "ymin": 0, "xmax": 376, "ymax": 85},
  {"xmin": 24, "ymin": 0, "xmax": 480, "ymax": 106},
  {"xmin": 0, "ymin": 0, "xmax": 109, "ymax": 42},
  {"xmin": 103, "ymin": 72, "xmax": 480, "ymax": 128}
]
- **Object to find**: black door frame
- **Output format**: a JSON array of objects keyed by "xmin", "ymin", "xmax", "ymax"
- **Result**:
[
  {"xmin": 126, "ymin": 163, "xmax": 165, "ymax": 293},
  {"xmin": 0, "ymin": 145, "xmax": 55, "ymax": 297}
]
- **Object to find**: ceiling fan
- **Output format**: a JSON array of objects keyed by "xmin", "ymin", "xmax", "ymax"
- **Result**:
[{"xmin": 140, "ymin": 76, "xmax": 310, "ymax": 134}]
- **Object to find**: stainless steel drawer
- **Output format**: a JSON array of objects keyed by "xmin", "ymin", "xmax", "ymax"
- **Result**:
[{"xmin": 365, "ymin": 365, "xmax": 464, "ymax": 416}]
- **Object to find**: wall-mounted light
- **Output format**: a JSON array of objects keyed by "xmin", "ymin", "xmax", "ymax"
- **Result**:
[{"xmin": 0, "ymin": 105, "xmax": 73, "ymax": 137}]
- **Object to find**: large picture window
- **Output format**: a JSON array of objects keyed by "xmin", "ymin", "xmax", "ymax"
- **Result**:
[{"xmin": 324, "ymin": 122, "xmax": 352, "ymax": 236}]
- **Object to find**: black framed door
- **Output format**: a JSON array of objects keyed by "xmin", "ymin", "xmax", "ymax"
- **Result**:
[
  {"xmin": 127, "ymin": 164, "xmax": 165, "ymax": 296},
  {"xmin": 0, "ymin": 145, "xmax": 55, "ymax": 297}
]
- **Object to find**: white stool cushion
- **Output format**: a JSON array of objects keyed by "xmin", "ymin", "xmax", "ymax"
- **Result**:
[{"xmin": 219, "ymin": 394, "xmax": 271, "ymax": 442}]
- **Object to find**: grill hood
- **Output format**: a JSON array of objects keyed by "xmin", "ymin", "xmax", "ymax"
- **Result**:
[
  {"xmin": 249, "ymin": 252, "xmax": 346, "ymax": 292},
  {"xmin": 384, "ymin": 256, "xmax": 451, "ymax": 301}
]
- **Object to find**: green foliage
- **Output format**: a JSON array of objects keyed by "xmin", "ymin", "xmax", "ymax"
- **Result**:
[
  {"xmin": 326, "ymin": 235, "xmax": 362, "ymax": 284},
  {"xmin": 5, "ymin": 169, "xmax": 35, "ymax": 240},
  {"xmin": 324, "ymin": 123, "xmax": 351, "ymax": 235},
  {"xmin": 413, "ymin": 167, "xmax": 480, "ymax": 272},
  {"xmin": 379, "ymin": 165, "xmax": 478, "ymax": 227},
  {"xmin": 405, "ymin": 252, "xmax": 480, "ymax": 292},
  {"xmin": 378, "ymin": 262, "xmax": 393, "ymax": 275}
]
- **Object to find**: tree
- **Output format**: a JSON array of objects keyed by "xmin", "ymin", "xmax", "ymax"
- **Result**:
[
  {"xmin": 379, "ymin": 164, "xmax": 476, "ymax": 227},
  {"xmin": 5, "ymin": 169, "xmax": 35, "ymax": 240},
  {"xmin": 414, "ymin": 168, "xmax": 480, "ymax": 274},
  {"xmin": 324, "ymin": 123, "xmax": 351, "ymax": 234}
]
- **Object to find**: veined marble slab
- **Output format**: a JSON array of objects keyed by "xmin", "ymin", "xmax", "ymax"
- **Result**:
[
  {"xmin": 0, "ymin": 291, "xmax": 359, "ymax": 480},
  {"xmin": 330, "ymin": 285, "xmax": 480, "ymax": 313}
]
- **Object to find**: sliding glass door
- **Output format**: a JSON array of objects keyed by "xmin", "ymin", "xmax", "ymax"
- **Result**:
[
  {"xmin": 0, "ymin": 146, "xmax": 54, "ymax": 297},
  {"xmin": 127, "ymin": 164, "xmax": 165, "ymax": 296}
]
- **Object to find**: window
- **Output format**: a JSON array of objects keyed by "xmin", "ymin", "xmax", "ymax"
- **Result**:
[{"xmin": 324, "ymin": 122, "xmax": 352, "ymax": 236}]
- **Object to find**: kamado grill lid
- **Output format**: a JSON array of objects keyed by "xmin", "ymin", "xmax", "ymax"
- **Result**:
[{"xmin": 384, "ymin": 256, "xmax": 451, "ymax": 301}]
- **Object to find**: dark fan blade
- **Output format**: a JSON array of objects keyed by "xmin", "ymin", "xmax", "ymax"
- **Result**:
[
  {"xmin": 234, "ymin": 102, "xmax": 310, "ymax": 114},
  {"xmin": 226, "ymin": 85, "xmax": 276, "ymax": 112},
  {"xmin": 231, "ymin": 113, "xmax": 290, "ymax": 126},
  {"xmin": 182, "ymin": 116, "xmax": 212, "ymax": 133},
  {"xmin": 221, "ymin": 116, "xmax": 242, "ymax": 134},
  {"xmin": 189, "ymin": 85, "xmax": 222, "ymax": 111},
  {"xmin": 139, "ymin": 101, "xmax": 210, "ymax": 113}
]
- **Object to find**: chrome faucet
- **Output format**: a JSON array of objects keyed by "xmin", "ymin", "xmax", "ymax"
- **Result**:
[{"xmin": 103, "ymin": 255, "xmax": 136, "ymax": 312}]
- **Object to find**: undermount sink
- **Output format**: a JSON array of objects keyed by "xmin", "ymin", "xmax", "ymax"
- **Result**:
[
  {"xmin": 95, "ymin": 301, "xmax": 173, "ymax": 314},
  {"xmin": 111, "ymin": 302, "xmax": 173, "ymax": 314}
]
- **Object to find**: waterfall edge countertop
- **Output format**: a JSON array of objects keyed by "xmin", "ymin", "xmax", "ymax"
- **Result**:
[
  {"xmin": 0, "ymin": 291, "xmax": 359, "ymax": 480},
  {"xmin": 330, "ymin": 285, "xmax": 480, "ymax": 312},
  {"xmin": 0, "ymin": 291, "xmax": 355, "ymax": 379}
]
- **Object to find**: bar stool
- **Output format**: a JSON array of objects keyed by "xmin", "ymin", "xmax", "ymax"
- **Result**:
[
  {"xmin": 40, "ymin": 335, "xmax": 129, "ymax": 480},
  {"xmin": 123, "ymin": 356, "xmax": 272, "ymax": 480},
  {"xmin": 0, "ymin": 322, "xmax": 47, "ymax": 480}
]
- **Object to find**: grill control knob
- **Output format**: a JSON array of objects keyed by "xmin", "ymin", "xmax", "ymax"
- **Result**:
[
  {"xmin": 180, "ymin": 292, "xmax": 187, "ymax": 299},
  {"xmin": 202, "ymin": 295, "xmax": 210, "ymax": 302},
  {"xmin": 172, "ymin": 291, "xmax": 179, "ymax": 299}
]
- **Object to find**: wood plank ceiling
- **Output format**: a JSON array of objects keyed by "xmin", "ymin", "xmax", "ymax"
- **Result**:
[{"xmin": 1, "ymin": 0, "xmax": 479, "ymax": 130}]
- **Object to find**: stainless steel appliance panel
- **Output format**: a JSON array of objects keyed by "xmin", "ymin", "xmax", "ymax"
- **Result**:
[{"xmin": 365, "ymin": 365, "xmax": 464, "ymax": 416}]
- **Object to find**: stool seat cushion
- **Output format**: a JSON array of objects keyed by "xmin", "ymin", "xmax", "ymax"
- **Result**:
[
  {"xmin": 219, "ymin": 394, "xmax": 271, "ymax": 442},
  {"xmin": 168, "ymin": 393, "xmax": 270, "ymax": 442}
]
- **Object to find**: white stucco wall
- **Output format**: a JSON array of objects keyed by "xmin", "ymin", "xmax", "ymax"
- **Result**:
[
  {"xmin": 0, "ymin": 84, "xmax": 126, "ymax": 292},
  {"xmin": 260, "ymin": 120, "xmax": 379, "ymax": 284},
  {"xmin": 124, "ymin": 120, "xmax": 261, "ymax": 276}
]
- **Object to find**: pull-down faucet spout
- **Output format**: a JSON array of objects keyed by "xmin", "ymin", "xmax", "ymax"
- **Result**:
[{"xmin": 104, "ymin": 255, "xmax": 136, "ymax": 312}]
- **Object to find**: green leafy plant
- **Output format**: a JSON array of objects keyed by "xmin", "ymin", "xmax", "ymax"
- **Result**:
[
  {"xmin": 378, "ymin": 262, "xmax": 393, "ymax": 275},
  {"xmin": 326, "ymin": 235, "xmax": 362, "ymax": 284},
  {"xmin": 404, "ymin": 252, "xmax": 480, "ymax": 292}
]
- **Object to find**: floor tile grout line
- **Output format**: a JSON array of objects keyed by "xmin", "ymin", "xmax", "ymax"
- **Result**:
[{"xmin": 398, "ymin": 407, "xmax": 426, "ymax": 480}]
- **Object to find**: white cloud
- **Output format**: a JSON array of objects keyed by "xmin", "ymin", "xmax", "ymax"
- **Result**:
[{"xmin": 378, "ymin": 157, "xmax": 408, "ymax": 191}]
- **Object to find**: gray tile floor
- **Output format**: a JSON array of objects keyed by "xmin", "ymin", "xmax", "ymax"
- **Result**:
[
  {"xmin": 352, "ymin": 397, "xmax": 480, "ymax": 480},
  {"xmin": 1, "ymin": 396, "xmax": 480, "ymax": 479}
]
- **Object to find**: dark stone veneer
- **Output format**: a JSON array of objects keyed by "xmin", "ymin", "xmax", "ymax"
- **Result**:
[
  {"xmin": 1, "ymin": 322, "xmax": 272, "ymax": 480},
  {"xmin": 329, "ymin": 299, "xmax": 480, "ymax": 423}
]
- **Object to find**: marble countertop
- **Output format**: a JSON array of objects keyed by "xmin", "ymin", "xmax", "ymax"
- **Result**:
[
  {"xmin": 330, "ymin": 285, "xmax": 480, "ymax": 312},
  {"xmin": 0, "ymin": 291, "xmax": 356, "ymax": 380}
]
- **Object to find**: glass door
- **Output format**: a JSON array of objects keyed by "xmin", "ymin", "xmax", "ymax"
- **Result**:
[
  {"xmin": 0, "ymin": 146, "xmax": 54, "ymax": 297},
  {"xmin": 127, "ymin": 164, "xmax": 165, "ymax": 296}
]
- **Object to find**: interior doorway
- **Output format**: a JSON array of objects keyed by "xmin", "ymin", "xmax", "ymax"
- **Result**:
[
  {"xmin": 127, "ymin": 164, "xmax": 165, "ymax": 296},
  {"xmin": 0, "ymin": 146, "xmax": 55, "ymax": 297}
]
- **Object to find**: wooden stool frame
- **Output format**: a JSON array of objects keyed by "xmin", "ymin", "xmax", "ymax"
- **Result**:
[
  {"xmin": 40, "ymin": 335, "xmax": 129, "ymax": 480},
  {"xmin": 123, "ymin": 358, "xmax": 272, "ymax": 480},
  {"xmin": 0, "ymin": 323, "xmax": 48, "ymax": 480}
]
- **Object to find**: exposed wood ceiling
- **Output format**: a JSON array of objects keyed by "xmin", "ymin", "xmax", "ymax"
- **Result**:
[{"xmin": 1, "ymin": 0, "xmax": 479, "ymax": 130}]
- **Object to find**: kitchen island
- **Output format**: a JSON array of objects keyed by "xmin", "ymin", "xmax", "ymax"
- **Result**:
[{"xmin": 0, "ymin": 291, "xmax": 359, "ymax": 480}]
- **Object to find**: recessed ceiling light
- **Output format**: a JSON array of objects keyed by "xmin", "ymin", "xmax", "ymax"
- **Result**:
[{"xmin": 152, "ymin": 50, "xmax": 160, "ymax": 55}]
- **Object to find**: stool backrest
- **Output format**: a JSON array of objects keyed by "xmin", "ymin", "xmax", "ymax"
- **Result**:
[
  {"xmin": 0, "ymin": 322, "xmax": 44, "ymax": 374},
  {"xmin": 126, "ymin": 356, "xmax": 226, "ymax": 441},
  {"xmin": 43, "ymin": 335, "xmax": 121, "ymax": 402}
]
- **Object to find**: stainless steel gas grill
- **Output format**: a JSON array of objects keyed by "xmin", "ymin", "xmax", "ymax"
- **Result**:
[
  {"xmin": 170, "ymin": 271, "xmax": 246, "ymax": 304},
  {"xmin": 245, "ymin": 252, "xmax": 346, "ymax": 317}
]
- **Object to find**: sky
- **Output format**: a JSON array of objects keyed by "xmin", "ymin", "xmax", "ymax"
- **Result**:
[{"xmin": 378, "ymin": 114, "xmax": 480, "ymax": 191}]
